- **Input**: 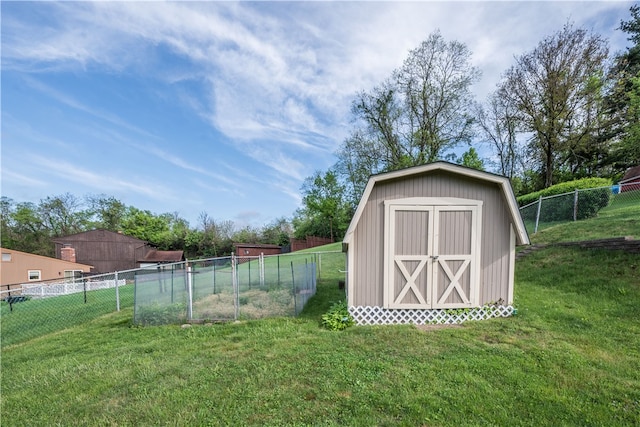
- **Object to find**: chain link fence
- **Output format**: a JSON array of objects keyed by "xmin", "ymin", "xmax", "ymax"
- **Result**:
[
  {"xmin": 1, "ymin": 270, "xmax": 136, "ymax": 347},
  {"xmin": 133, "ymin": 253, "xmax": 320, "ymax": 325},
  {"xmin": 519, "ymin": 182, "xmax": 640, "ymax": 234},
  {"xmin": 1, "ymin": 251, "xmax": 338, "ymax": 347}
]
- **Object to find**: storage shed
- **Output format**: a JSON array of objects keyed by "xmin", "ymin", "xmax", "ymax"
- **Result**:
[
  {"xmin": 342, "ymin": 162, "xmax": 530, "ymax": 325},
  {"xmin": 233, "ymin": 243, "xmax": 282, "ymax": 258},
  {"xmin": 620, "ymin": 165, "xmax": 640, "ymax": 192}
]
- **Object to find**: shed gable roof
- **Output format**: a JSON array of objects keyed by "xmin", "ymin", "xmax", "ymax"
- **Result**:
[{"xmin": 343, "ymin": 162, "xmax": 530, "ymax": 246}]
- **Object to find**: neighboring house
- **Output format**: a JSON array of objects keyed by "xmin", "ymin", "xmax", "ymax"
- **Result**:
[
  {"xmin": 620, "ymin": 165, "xmax": 640, "ymax": 192},
  {"xmin": 1, "ymin": 247, "xmax": 93, "ymax": 287},
  {"xmin": 138, "ymin": 250, "xmax": 185, "ymax": 268},
  {"xmin": 52, "ymin": 229, "xmax": 153, "ymax": 274},
  {"xmin": 233, "ymin": 243, "xmax": 282, "ymax": 258},
  {"xmin": 342, "ymin": 162, "xmax": 530, "ymax": 325}
]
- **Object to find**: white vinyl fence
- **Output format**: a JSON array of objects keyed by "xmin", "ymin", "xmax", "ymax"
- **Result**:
[{"xmin": 21, "ymin": 278, "xmax": 126, "ymax": 298}]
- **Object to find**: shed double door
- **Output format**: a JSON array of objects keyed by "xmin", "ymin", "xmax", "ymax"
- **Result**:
[{"xmin": 383, "ymin": 198, "xmax": 482, "ymax": 309}]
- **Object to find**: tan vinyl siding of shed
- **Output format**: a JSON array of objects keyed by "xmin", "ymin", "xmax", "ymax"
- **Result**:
[{"xmin": 351, "ymin": 170, "xmax": 513, "ymax": 307}]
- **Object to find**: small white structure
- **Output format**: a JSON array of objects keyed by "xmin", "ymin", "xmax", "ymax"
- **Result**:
[{"xmin": 342, "ymin": 162, "xmax": 529, "ymax": 325}]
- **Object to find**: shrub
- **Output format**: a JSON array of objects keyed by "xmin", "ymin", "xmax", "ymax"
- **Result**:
[
  {"xmin": 517, "ymin": 178, "xmax": 612, "ymax": 222},
  {"xmin": 321, "ymin": 300, "xmax": 354, "ymax": 331},
  {"xmin": 517, "ymin": 178, "xmax": 612, "ymax": 207}
]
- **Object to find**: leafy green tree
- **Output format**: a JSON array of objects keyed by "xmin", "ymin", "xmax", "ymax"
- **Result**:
[
  {"xmin": 233, "ymin": 226, "xmax": 261, "ymax": 245},
  {"xmin": 86, "ymin": 195, "xmax": 127, "ymax": 231},
  {"xmin": 261, "ymin": 217, "xmax": 292, "ymax": 246},
  {"xmin": 194, "ymin": 212, "xmax": 235, "ymax": 257},
  {"xmin": 334, "ymin": 130, "xmax": 381, "ymax": 209},
  {"xmin": 295, "ymin": 170, "xmax": 351, "ymax": 241},
  {"xmin": 183, "ymin": 229, "xmax": 203, "ymax": 259},
  {"xmin": 457, "ymin": 147, "xmax": 485, "ymax": 171},
  {"xmin": 157, "ymin": 212, "xmax": 191, "ymax": 251},
  {"xmin": 615, "ymin": 75, "xmax": 640, "ymax": 165},
  {"xmin": 606, "ymin": 5, "xmax": 640, "ymax": 172},
  {"xmin": 38, "ymin": 193, "xmax": 89, "ymax": 237},
  {"xmin": 1, "ymin": 199, "xmax": 52, "ymax": 256},
  {"xmin": 121, "ymin": 207, "xmax": 171, "ymax": 246},
  {"xmin": 1, "ymin": 197, "xmax": 15, "ymax": 249}
]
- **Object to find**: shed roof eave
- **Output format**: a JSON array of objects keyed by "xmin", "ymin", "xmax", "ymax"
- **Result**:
[
  {"xmin": 620, "ymin": 174, "xmax": 640, "ymax": 184},
  {"xmin": 342, "ymin": 162, "xmax": 530, "ymax": 247}
]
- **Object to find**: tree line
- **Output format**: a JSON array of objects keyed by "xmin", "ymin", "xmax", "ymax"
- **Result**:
[
  {"xmin": 0, "ymin": 194, "xmax": 292, "ymax": 259},
  {"xmin": 293, "ymin": 7, "xmax": 640, "ymax": 242}
]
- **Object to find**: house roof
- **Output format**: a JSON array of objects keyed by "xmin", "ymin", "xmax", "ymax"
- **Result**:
[
  {"xmin": 343, "ymin": 161, "xmax": 530, "ymax": 247},
  {"xmin": 139, "ymin": 250, "xmax": 184, "ymax": 263},
  {"xmin": 52, "ymin": 229, "xmax": 148, "ymax": 244},
  {"xmin": 0, "ymin": 247, "xmax": 94, "ymax": 269},
  {"xmin": 620, "ymin": 165, "xmax": 640, "ymax": 183}
]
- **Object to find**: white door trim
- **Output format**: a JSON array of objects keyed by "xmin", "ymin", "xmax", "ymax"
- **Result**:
[{"xmin": 384, "ymin": 198, "xmax": 482, "ymax": 309}]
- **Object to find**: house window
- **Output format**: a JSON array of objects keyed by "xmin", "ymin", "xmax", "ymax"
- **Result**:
[
  {"xmin": 2, "ymin": 253, "xmax": 11, "ymax": 262},
  {"xmin": 64, "ymin": 270, "xmax": 83, "ymax": 280},
  {"xmin": 28, "ymin": 270, "xmax": 41, "ymax": 281}
]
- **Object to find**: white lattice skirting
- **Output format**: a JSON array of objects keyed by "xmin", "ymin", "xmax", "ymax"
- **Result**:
[{"xmin": 349, "ymin": 305, "xmax": 515, "ymax": 325}]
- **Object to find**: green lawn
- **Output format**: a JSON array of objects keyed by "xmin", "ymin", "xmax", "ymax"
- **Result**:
[
  {"xmin": 2, "ymin": 234, "xmax": 639, "ymax": 424},
  {"xmin": 1, "ymin": 250, "xmax": 342, "ymax": 346},
  {"xmin": 529, "ymin": 191, "xmax": 640, "ymax": 244},
  {"xmin": 1, "ymin": 285, "xmax": 134, "ymax": 347}
]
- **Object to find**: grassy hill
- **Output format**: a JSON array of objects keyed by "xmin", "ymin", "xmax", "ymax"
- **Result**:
[
  {"xmin": 2, "ymin": 208, "xmax": 639, "ymax": 426},
  {"xmin": 529, "ymin": 192, "xmax": 640, "ymax": 244}
]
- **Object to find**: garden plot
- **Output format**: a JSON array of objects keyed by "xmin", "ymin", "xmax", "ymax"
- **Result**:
[{"xmin": 192, "ymin": 288, "xmax": 295, "ymax": 321}]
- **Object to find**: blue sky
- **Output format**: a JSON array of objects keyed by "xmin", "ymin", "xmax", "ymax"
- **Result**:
[{"xmin": 1, "ymin": 1, "xmax": 634, "ymax": 228}]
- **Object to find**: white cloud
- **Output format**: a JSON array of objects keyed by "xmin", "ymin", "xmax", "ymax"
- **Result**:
[
  {"xmin": 1, "ymin": 169, "xmax": 49, "ymax": 188},
  {"xmin": 2, "ymin": 0, "xmax": 634, "ymax": 218},
  {"xmin": 30, "ymin": 156, "xmax": 171, "ymax": 201},
  {"xmin": 137, "ymin": 143, "xmax": 240, "ymax": 187}
]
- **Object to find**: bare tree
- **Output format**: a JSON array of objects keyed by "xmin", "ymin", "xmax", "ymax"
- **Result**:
[
  {"xmin": 476, "ymin": 91, "xmax": 526, "ymax": 179},
  {"xmin": 334, "ymin": 129, "xmax": 381, "ymax": 207},
  {"xmin": 394, "ymin": 31, "xmax": 480, "ymax": 163},
  {"xmin": 499, "ymin": 23, "xmax": 609, "ymax": 187},
  {"xmin": 38, "ymin": 193, "xmax": 88, "ymax": 237},
  {"xmin": 337, "ymin": 30, "xmax": 481, "ymax": 197}
]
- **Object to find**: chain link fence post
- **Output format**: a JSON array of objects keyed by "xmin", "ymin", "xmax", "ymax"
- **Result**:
[{"xmin": 115, "ymin": 271, "xmax": 120, "ymax": 311}]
